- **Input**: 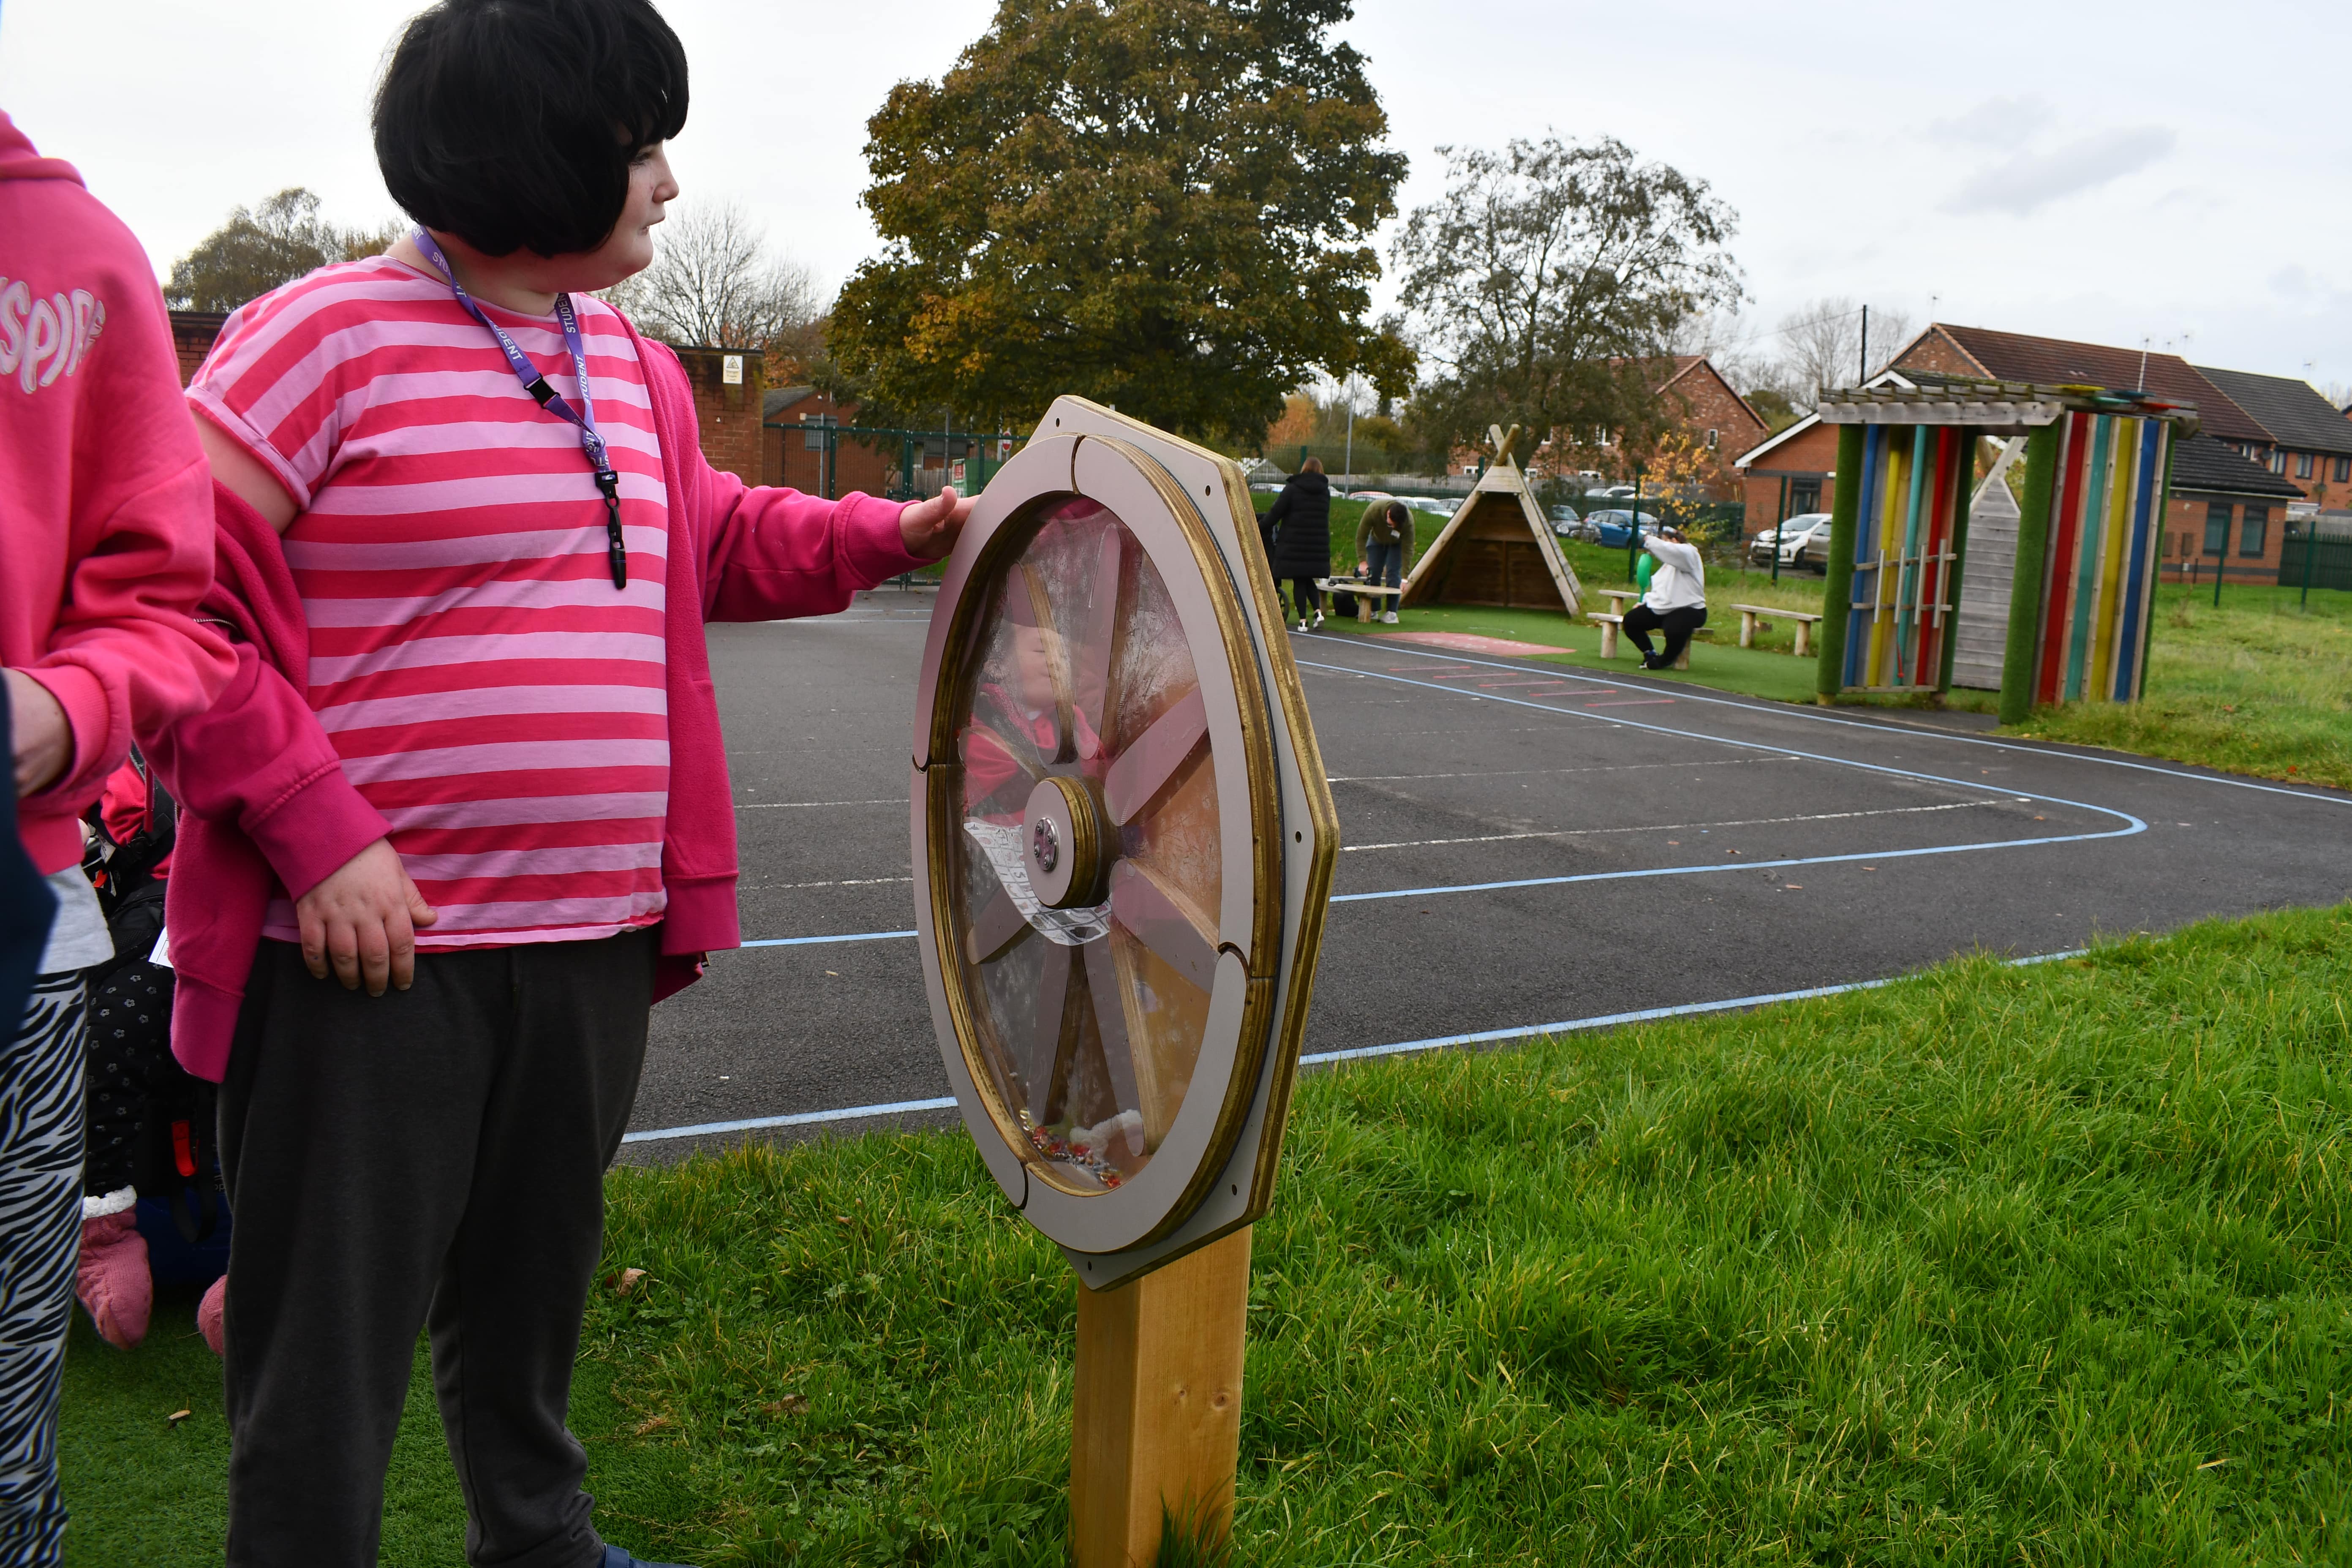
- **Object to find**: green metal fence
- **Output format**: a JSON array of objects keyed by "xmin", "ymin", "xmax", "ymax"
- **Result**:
[{"xmin": 2279, "ymin": 523, "xmax": 2352, "ymax": 597}]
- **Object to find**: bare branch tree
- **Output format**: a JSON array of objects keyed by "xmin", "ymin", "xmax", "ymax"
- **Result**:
[
  {"xmin": 605, "ymin": 201, "xmax": 826, "ymax": 359},
  {"xmin": 1773, "ymin": 296, "xmax": 1914, "ymax": 408}
]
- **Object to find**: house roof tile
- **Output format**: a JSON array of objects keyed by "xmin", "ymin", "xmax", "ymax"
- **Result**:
[
  {"xmin": 1927, "ymin": 325, "xmax": 2269, "ymax": 443},
  {"xmin": 2167, "ymin": 433, "xmax": 2306, "ymax": 501},
  {"xmin": 2190, "ymin": 366, "xmax": 2352, "ymax": 456}
]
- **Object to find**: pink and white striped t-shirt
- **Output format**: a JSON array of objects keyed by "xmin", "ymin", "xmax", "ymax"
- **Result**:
[{"xmin": 189, "ymin": 255, "xmax": 672, "ymax": 949}]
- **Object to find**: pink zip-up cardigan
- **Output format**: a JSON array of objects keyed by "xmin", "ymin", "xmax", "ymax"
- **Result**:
[{"xmin": 147, "ymin": 321, "xmax": 925, "ymax": 1080}]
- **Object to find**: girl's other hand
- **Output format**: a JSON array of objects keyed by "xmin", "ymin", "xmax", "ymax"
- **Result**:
[
  {"xmin": 296, "ymin": 838, "xmax": 438, "ymax": 996},
  {"xmin": 3, "ymin": 669, "xmax": 71, "ymax": 797},
  {"xmin": 899, "ymin": 487, "xmax": 975, "ymax": 561}
]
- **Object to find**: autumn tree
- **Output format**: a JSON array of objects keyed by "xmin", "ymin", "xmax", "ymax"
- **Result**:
[
  {"xmin": 830, "ymin": 0, "xmax": 1413, "ymax": 443},
  {"xmin": 166, "ymin": 189, "xmax": 397, "ymax": 312},
  {"xmin": 1392, "ymin": 137, "xmax": 1742, "ymax": 469}
]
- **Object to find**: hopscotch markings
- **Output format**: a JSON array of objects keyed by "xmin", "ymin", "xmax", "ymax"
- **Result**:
[{"xmin": 1343, "ymin": 798, "xmax": 2006, "ymax": 853}]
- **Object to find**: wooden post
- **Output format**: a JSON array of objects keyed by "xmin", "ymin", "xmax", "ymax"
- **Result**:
[
  {"xmin": 1813, "ymin": 424, "xmax": 1865, "ymax": 701},
  {"xmin": 1070, "ymin": 1227, "xmax": 1252, "ymax": 1568},
  {"xmin": 1998, "ymin": 422, "xmax": 2061, "ymax": 726}
]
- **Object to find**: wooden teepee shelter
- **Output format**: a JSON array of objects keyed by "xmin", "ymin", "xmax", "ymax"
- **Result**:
[{"xmin": 1397, "ymin": 425, "xmax": 1584, "ymax": 617}]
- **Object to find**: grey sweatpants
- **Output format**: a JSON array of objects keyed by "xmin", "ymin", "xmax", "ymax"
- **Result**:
[{"xmin": 218, "ymin": 931, "xmax": 655, "ymax": 1568}]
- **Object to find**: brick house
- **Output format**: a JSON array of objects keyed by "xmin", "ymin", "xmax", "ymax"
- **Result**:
[
  {"xmin": 164, "ymin": 310, "xmax": 769, "ymax": 486},
  {"xmin": 1732, "ymin": 416, "xmax": 1841, "ymax": 531},
  {"xmin": 1650, "ymin": 355, "xmax": 1769, "ymax": 499},
  {"xmin": 2156, "ymin": 433, "xmax": 2308, "ymax": 584},
  {"xmin": 761, "ymin": 385, "xmax": 893, "ymax": 497},
  {"xmin": 1539, "ymin": 355, "xmax": 1767, "ymax": 500},
  {"xmin": 2190, "ymin": 365, "xmax": 2352, "ymax": 511}
]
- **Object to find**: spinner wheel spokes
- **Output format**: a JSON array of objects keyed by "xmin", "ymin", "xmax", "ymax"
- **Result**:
[
  {"xmin": 914, "ymin": 401, "xmax": 1336, "ymax": 1277},
  {"xmin": 951, "ymin": 497, "xmax": 1228, "ymax": 1195}
]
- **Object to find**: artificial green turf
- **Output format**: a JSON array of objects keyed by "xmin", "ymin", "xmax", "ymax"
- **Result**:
[{"xmin": 65, "ymin": 905, "xmax": 2352, "ymax": 1563}]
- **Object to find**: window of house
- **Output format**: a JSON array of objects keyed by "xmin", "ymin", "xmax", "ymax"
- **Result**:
[
  {"xmin": 2203, "ymin": 502, "xmax": 2232, "ymax": 555},
  {"xmin": 2335, "ymin": 456, "xmax": 2351, "ymax": 484},
  {"xmin": 2240, "ymin": 506, "xmax": 2268, "ymax": 558},
  {"xmin": 2296, "ymin": 451, "xmax": 2315, "ymax": 479},
  {"xmin": 801, "ymin": 413, "xmax": 837, "ymax": 450},
  {"xmin": 2269, "ymin": 449, "xmax": 2288, "ymax": 474},
  {"xmin": 1704, "ymin": 428, "xmax": 1720, "ymax": 449},
  {"xmin": 1789, "ymin": 479, "xmax": 1821, "ymax": 514}
]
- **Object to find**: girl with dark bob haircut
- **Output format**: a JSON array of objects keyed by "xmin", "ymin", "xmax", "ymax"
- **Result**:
[
  {"xmin": 374, "ymin": 0, "xmax": 690, "ymax": 258},
  {"xmin": 159, "ymin": 3, "xmax": 972, "ymax": 1563},
  {"xmin": 376, "ymin": 0, "xmax": 686, "ymax": 257}
]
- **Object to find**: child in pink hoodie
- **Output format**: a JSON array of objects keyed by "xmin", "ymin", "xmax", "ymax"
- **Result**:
[
  {"xmin": 150, "ymin": 3, "xmax": 965, "ymax": 1563},
  {"xmin": 0, "ymin": 108, "xmax": 237, "ymax": 1560}
]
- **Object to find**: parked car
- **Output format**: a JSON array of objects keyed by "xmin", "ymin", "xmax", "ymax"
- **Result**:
[
  {"xmin": 1583, "ymin": 484, "xmax": 1639, "ymax": 500},
  {"xmin": 1582, "ymin": 509, "xmax": 1661, "ymax": 548},
  {"xmin": 1748, "ymin": 513, "xmax": 1833, "ymax": 572},
  {"xmin": 1344, "ymin": 489, "xmax": 1396, "ymax": 503}
]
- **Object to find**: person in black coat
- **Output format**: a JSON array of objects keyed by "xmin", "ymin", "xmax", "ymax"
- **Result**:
[{"xmin": 1263, "ymin": 457, "xmax": 1331, "ymax": 629}]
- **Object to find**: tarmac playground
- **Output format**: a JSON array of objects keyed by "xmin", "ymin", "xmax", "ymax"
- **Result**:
[{"xmin": 620, "ymin": 589, "xmax": 2352, "ymax": 1160}]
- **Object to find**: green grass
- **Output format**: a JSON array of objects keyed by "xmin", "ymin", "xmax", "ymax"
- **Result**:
[
  {"xmin": 2010, "ymin": 583, "xmax": 2352, "ymax": 791},
  {"xmin": 64, "ymin": 905, "xmax": 2352, "ymax": 1563}
]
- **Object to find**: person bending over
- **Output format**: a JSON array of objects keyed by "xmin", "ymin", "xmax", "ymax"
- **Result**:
[
  {"xmin": 1263, "ymin": 456, "xmax": 1331, "ymax": 630},
  {"xmin": 147, "ymin": 4, "xmax": 966, "ymax": 1563},
  {"xmin": 1625, "ymin": 524, "xmax": 1707, "ymax": 670},
  {"xmin": 1355, "ymin": 499, "xmax": 1412, "ymax": 625}
]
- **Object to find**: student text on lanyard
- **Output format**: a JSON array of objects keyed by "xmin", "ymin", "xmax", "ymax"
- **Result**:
[{"xmin": 411, "ymin": 228, "xmax": 629, "ymax": 589}]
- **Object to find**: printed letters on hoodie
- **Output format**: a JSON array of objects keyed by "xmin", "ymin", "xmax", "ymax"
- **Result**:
[{"xmin": 0, "ymin": 279, "xmax": 104, "ymax": 394}]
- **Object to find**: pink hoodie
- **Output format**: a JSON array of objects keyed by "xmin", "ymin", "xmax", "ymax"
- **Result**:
[
  {"xmin": 0, "ymin": 111, "xmax": 235, "ymax": 873},
  {"xmin": 148, "ymin": 317, "xmax": 923, "ymax": 1079}
]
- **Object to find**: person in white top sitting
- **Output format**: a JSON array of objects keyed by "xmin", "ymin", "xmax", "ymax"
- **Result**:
[{"xmin": 1625, "ymin": 524, "xmax": 1707, "ymax": 670}]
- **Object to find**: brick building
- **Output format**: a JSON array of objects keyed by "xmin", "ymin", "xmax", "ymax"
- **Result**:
[
  {"xmin": 164, "ymin": 310, "xmax": 769, "ymax": 486},
  {"xmin": 1737, "ymin": 322, "xmax": 2352, "ymax": 551},
  {"xmin": 1535, "ymin": 354, "xmax": 1768, "ymax": 500},
  {"xmin": 2156, "ymin": 434, "xmax": 2307, "ymax": 585},
  {"xmin": 1650, "ymin": 355, "xmax": 1770, "ymax": 499},
  {"xmin": 2190, "ymin": 365, "xmax": 2352, "ymax": 511},
  {"xmin": 761, "ymin": 385, "xmax": 892, "ymax": 496},
  {"xmin": 1733, "ymin": 416, "xmax": 1841, "ymax": 530}
]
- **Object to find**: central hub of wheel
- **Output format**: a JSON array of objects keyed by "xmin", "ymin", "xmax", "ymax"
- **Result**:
[{"xmin": 1024, "ymin": 774, "xmax": 1109, "ymax": 909}]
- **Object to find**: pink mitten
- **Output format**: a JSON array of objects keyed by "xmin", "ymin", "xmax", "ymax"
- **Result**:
[
  {"xmin": 76, "ymin": 1208, "xmax": 153, "ymax": 1350},
  {"xmin": 197, "ymin": 1275, "xmax": 227, "ymax": 1357}
]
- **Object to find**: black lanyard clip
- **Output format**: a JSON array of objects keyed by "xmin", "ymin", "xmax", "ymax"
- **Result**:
[{"xmin": 597, "ymin": 469, "xmax": 626, "ymax": 589}]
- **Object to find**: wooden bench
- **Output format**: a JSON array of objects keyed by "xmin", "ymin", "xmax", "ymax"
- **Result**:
[
  {"xmin": 1728, "ymin": 603, "xmax": 1823, "ymax": 657},
  {"xmin": 1585, "ymin": 612, "xmax": 1689, "ymax": 669},
  {"xmin": 1317, "ymin": 578, "xmax": 1403, "ymax": 623}
]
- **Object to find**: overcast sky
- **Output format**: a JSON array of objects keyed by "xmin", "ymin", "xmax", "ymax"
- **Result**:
[{"xmin": 6, "ymin": 0, "xmax": 2348, "ymax": 394}]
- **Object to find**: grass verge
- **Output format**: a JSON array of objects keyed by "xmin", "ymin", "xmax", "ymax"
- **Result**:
[
  {"xmin": 65, "ymin": 905, "xmax": 2352, "ymax": 1563},
  {"xmin": 2010, "ymin": 583, "xmax": 2352, "ymax": 790}
]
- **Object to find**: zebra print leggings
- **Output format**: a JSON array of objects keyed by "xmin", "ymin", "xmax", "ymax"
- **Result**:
[{"xmin": 0, "ymin": 973, "xmax": 85, "ymax": 1566}]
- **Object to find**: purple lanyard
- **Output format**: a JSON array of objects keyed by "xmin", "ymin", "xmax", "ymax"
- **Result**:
[{"xmin": 410, "ymin": 229, "xmax": 628, "ymax": 589}]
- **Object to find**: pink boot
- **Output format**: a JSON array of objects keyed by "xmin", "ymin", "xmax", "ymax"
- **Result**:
[
  {"xmin": 76, "ymin": 1205, "xmax": 152, "ymax": 1350},
  {"xmin": 197, "ymin": 1275, "xmax": 226, "ymax": 1357}
]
